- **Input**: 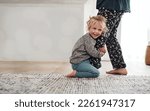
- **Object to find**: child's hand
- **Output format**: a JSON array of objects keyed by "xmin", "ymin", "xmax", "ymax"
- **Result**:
[
  {"xmin": 99, "ymin": 46, "xmax": 106, "ymax": 53},
  {"xmin": 99, "ymin": 46, "xmax": 106, "ymax": 57},
  {"xmin": 100, "ymin": 52, "xmax": 105, "ymax": 56}
]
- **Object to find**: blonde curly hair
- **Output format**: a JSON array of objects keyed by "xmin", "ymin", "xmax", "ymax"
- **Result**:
[{"xmin": 87, "ymin": 15, "xmax": 108, "ymax": 33}]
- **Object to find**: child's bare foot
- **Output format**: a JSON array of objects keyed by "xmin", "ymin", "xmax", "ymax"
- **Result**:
[
  {"xmin": 65, "ymin": 70, "xmax": 76, "ymax": 77},
  {"xmin": 106, "ymin": 68, "xmax": 127, "ymax": 75}
]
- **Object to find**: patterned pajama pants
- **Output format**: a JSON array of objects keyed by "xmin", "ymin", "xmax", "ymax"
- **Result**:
[{"xmin": 90, "ymin": 7, "xmax": 126, "ymax": 69}]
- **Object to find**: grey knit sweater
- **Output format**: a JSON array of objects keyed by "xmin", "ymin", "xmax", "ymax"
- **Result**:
[{"xmin": 70, "ymin": 33, "xmax": 102, "ymax": 64}]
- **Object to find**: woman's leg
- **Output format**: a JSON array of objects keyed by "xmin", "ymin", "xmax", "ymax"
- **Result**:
[
  {"xmin": 105, "ymin": 13, "xmax": 126, "ymax": 69},
  {"xmin": 97, "ymin": 8, "xmax": 127, "ymax": 74},
  {"xmin": 73, "ymin": 60, "xmax": 100, "ymax": 78},
  {"xmin": 105, "ymin": 18, "xmax": 127, "ymax": 74}
]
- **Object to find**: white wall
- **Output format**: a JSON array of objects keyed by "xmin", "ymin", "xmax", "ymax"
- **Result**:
[
  {"xmin": 84, "ymin": 0, "xmax": 97, "ymax": 33},
  {"xmin": 121, "ymin": 0, "xmax": 150, "ymax": 62},
  {"xmin": 1, "ymin": 0, "xmax": 120, "ymax": 62},
  {"xmin": 0, "ymin": 1, "xmax": 97, "ymax": 61}
]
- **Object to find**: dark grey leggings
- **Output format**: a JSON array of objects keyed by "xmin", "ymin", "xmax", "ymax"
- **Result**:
[{"xmin": 90, "ymin": 7, "xmax": 126, "ymax": 69}]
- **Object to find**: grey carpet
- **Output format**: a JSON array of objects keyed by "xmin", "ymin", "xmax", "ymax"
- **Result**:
[{"xmin": 0, "ymin": 73, "xmax": 150, "ymax": 94}]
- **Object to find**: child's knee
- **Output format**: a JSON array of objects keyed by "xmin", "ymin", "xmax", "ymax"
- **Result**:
[{"xmin": 93, "ymin": 71, "xmax": 100, "ymax": 77}]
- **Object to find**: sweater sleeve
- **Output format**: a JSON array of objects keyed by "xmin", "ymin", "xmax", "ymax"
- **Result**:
[{"xmin": 84, "ymin": 36, "xmax": 102, "ymax": 58}]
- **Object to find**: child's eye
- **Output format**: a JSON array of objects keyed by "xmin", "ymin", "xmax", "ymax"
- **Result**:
[{"xmin": 98, "ymin": 29, "xmax": 102, "ymax": 31}]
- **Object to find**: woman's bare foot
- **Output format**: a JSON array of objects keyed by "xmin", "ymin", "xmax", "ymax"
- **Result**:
[
  {"xmin": 106, "ymin": 68, "xmax": 127, "ymax": 75},
  {"xmin": 65, "ymin": 70, "xmax": 76, "ymax": 77}
]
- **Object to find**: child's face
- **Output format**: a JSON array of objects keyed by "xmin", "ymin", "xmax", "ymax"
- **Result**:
[{"xmin": 89, "ymin": 22, "xmax": 104, "ymax": 39}]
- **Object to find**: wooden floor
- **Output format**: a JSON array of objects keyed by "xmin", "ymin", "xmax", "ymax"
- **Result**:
[
  {"xmin": 0, "ymin": 61, "xmax": 150, "ymax": 76},
  {"xmin": 0, "ymin": 61, "xmax": 72, "ymax": 74}
]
